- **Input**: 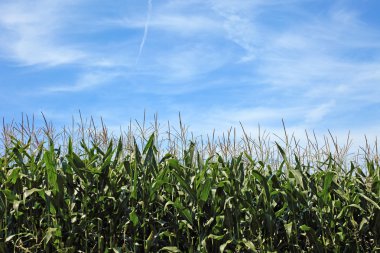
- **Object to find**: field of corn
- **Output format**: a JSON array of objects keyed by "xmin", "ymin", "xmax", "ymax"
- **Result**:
[{"xmin": 0, "ymin": 115, "xmax": 379, "ymax": 252}]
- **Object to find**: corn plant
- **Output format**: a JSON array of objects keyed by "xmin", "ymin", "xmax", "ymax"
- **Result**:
[{"xmin": 0, "ymin": 116, "xmax": 379, "ymax": 252}]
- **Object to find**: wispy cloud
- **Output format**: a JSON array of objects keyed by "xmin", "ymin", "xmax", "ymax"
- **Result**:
[
  {"xmin": 136, "ymin": 0, "xmax": 152, "ymax": 65},
  {"xmin": 202, "ymin": 2, "xmax": 380, "ymax": 127},
  {"xmin": 45, "ymin": 71, "xmax": 123, "ymax": 93},
  {"xmin": 0, "ymin": 0, "xmax": 141, "ymax": 93},
  {"xmin": 305, "ymin": 101, "xmax": 336, "ymax": 124},
  {"xmin": 0, "ymin": 1, "xmax": 87, "ymax": 66},
  {"xmin": 155, "ymin": 45, "xmax": 230, "ymax": 81}
]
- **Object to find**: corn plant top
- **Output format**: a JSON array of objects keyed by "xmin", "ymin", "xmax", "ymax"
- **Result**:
[{"xmin": 0, "ymin": 132, "xmax": 379, "ymax": 252}]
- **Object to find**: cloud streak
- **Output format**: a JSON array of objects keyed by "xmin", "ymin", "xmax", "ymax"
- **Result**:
[{"xmin": 136, "ymin": 0, "xmax": 153, "ymax": 65}]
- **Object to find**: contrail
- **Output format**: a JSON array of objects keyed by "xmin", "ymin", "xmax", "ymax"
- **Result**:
[{"xmin": 136, "ymin": 0, "xmax": 152, "ymax": 65}]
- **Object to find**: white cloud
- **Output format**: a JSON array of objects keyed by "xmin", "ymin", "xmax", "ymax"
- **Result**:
[
  {"xmin": 46, "ymin": 71, "xmax": 123, "ymax": 93},
  {"xmin": 210, "ymin": 1, "xmax": 258, "ymax": 62},
  {"xmin": 0, "ymin": 1, "xmax": 87, "ymax": 66},
  {"xmin": 154, "ymin": 44, "xmax": 229, "ymax": 81},
  {"xmin": 305, "ymin": 101, "xmax": 336, "ymax": 124}
]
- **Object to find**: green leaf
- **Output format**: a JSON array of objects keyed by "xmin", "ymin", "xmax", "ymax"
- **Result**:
[
  {"xmin": 300, "ymin": 224, "xmax": 311, "ymax": 231},
  {"xmin": 160, "ymin": 246, "xmax": 182, "ymax": 252},
  {"xmin": 337, "ymin": 204, "xmax": 364, "ymax": 219},
  {"xmin": 111, "ymin": 248, "xmax": 122, "ymax": 253},
  {"xmin": 275, "ymin": 142, "xmax": 287, "ymax": 160},
  {"xmin": 358, "ymin": 193, "xmax": 380, "ymax": 210},
  {"xmin": 199, "ymin": 180, "xmax": 212, "ymax": 203},
  {"xmin": 23, "ymin": 188, "xmax": 42, "ymax": 200},
  {"xmin": 1, "ymin": 189, "xmax": 16, "ymax": 202},
  {"xmin": 13, "ymin": 200, "xmax": 21, "ymax": 212},
  {"xmin": 284, "ymin": 222, "xmax": 293, "ymax": 238},
  {"xmin": 7, "ymin": 168, "xmax": 21, "ymax": 184},
  {"xmin": 171, "ymin": 170, "xmax": 196, "ymax": 202},
  {"xmin": 323, "ymin": 172, "xmax": 335, "ymax": 192},
  {"xmin": 112, "ymin": 137, "xmax": 123, "ymax": 169},
  {"xmin": 165, "ymin": 200, "xmax": 193, "ymax": 226},
  {"xmin": 242, "ymin": 239, "xmax": 256, "ymax": 251},
  {"xmin": 72, "ymin": 152, "xmax": 85, "ymax": 168},
  {"xmin": 5, "ymin": 235, "xmax": 16, "ymax": 242},
  {"xmin": 220, "ymin": 240, "xmax": 233, "ymax": 252},
  {"xmin": 251, "ymin": 170, "xmax": 270, "ymax": 204},
  {"xmin": 44, "ymin": 151, "xmax": 58, "ymax": 193},
  {"xmin": 45, "ymin": 227, "xmax": 57, "ymax": 244},
  {"xmin": 184, "ymin": 142, "xmax": 195, "ymax": 167},
  {"xmin": 129, "ymin": 208, "xmax": 139, "ymax": 226},
  {"xmin": 143, "ymin": 133, "xmax": 155, "ymax": 155},
  {"xmin": 207, "ymin": 234, "xmax": 225, "ymax": 240},
  {"xmin": 289, "ymin": 169, "xmax": 304, "ymax": 189},
  {"xmin": 359, "ymin": 218, "xmax": 368, "ymax": 231}
]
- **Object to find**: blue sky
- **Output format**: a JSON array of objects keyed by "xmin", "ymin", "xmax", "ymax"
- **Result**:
[{"xmin": 1, "ymin": 0, "xmax": 380, "ymax": 143}]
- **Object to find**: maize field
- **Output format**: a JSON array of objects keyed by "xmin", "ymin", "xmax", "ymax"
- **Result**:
[{"xmin": 0, "ymin": 115, "xmax": 379, "ymax": 252}]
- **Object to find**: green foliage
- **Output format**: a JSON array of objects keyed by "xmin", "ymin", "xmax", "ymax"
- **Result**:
[{"xmin": 0, "ymin": 128, "xmax": 379, "ymax": 252}]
